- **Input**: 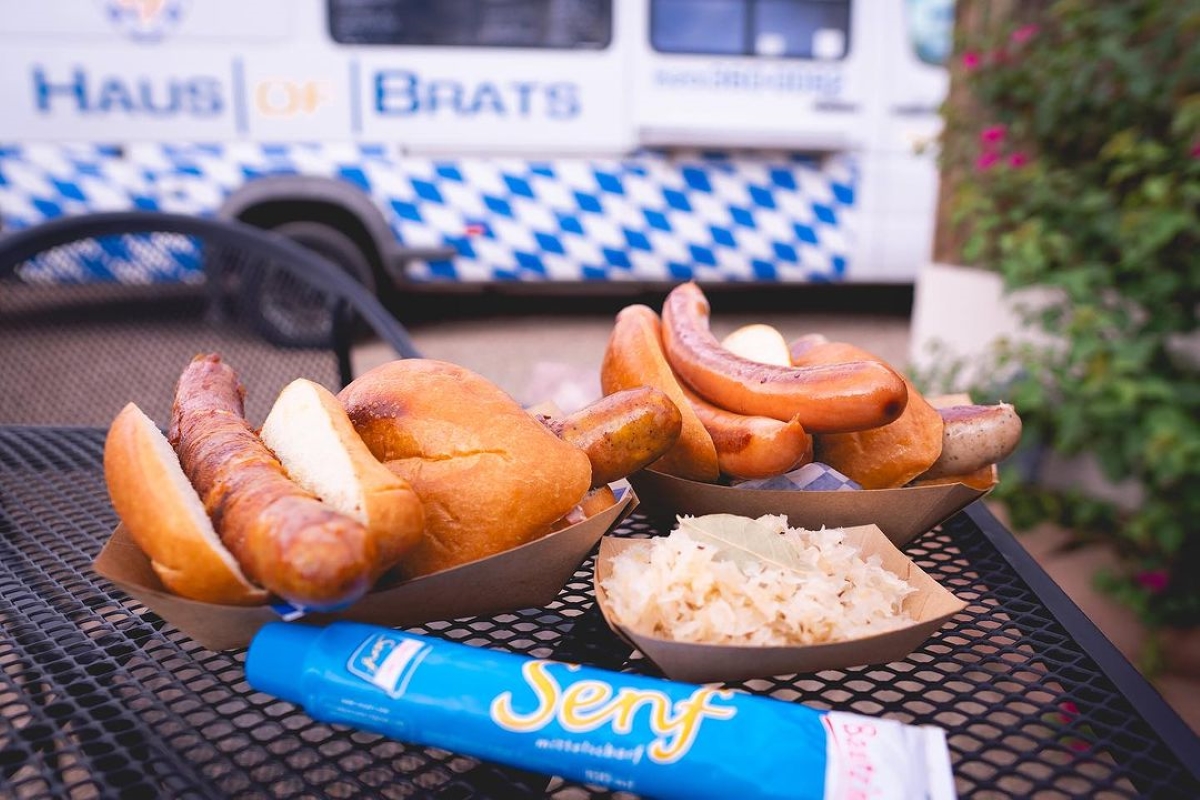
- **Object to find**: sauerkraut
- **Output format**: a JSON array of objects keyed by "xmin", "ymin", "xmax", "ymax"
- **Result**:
[{"xmin": 601, "ymin": 514, "xmax": 916, "ymax": 646}]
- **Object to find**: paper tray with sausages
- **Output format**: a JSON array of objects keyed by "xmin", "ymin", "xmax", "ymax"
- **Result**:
[
  {"xmin": 94, "ymin": 356, "xmax": 669, "ymax": 651},
  {"xmin": 603, "ymin": 282, "xmax": 1023, "ymax": 547}
]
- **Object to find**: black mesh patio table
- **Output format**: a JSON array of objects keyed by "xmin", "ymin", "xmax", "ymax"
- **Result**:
[{"xmin": 2, "ymin": 425, "xmax": 1198, "ymax": 799}]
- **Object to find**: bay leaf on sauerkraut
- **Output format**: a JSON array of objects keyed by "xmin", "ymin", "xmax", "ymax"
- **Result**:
[
  {"xmin": 675, "ymin": 513, "xmax": 811, "ymax": 573},
  {"xmin": 600, "ymin": 514, "xmax": 917, "ymax": 647}
]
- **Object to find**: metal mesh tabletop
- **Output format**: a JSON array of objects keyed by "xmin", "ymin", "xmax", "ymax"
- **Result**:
[{"xmin": 2, "ymin": 425, "xmax": 1198, "ymax": 799}]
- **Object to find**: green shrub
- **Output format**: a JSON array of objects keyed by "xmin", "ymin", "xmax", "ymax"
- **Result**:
[{"xmin": 940, "ymin": 1, "xmax": 1200, "ymax": 639}]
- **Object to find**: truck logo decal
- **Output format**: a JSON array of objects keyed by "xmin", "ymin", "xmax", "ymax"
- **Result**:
[{"xmin": 102, "ymin": 0, "xmax": 188, "ymax": 43}]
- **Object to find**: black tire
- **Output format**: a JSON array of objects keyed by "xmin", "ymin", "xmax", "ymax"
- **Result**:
[
  {"xmin": 251, "ymin": 220, "xmax": 377, "ymax": 348},
  {"xmin": 270, "ymin": 220, "xmax": 377, "ymax": 294}
]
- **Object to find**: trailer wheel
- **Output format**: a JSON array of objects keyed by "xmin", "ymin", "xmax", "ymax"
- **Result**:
[
  {"xmin": 270, "ymin": 220, "xmax": 377, "ymax": 293},
  {"xmin": 251, "ymin": 220, "xmax": 377, "ymax": 348}
]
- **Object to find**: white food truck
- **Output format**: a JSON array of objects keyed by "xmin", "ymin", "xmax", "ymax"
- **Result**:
[{"xmin": 0, "ymin": 0, "xmax": 954, "ymax": 295}]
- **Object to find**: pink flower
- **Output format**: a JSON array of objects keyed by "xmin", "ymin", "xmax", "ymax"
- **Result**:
[
  {"xmin": 962, "ymin": 51, "xmax": 982, "ymax": 71},
  {"xmin": 1136, "ymin": 569, "xmax": 1170, "ymax": 593},
  {"xmin": 1191, "ymin": 141, "xmax": 1200, "ymax": 159},
  {"xmin": 1012, "ymin": 24, "xmax": 1039, "ymax": 44},
  {"xmin": 1055, "ymin": 702, "xmax": 1091, "ymax": 752},
  {"xmin": 1008, "ymin": 151, "xmax": 1030, "ymax": 168},
  {"xmin": 980, "ymin": 125, "xmax": 1007, "ymax": 146},
  {"xmin": 975, "ymin": 151, "xmax": 1001, "ymax": 171}
]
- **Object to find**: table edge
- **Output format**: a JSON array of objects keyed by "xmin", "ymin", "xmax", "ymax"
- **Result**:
[{"xmin": 965, "ymin": 501, "xmax": 1200, "ymax": 783}]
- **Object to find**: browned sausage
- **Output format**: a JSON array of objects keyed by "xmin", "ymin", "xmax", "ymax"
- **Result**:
[
  {"xmin": 679, "ymin": 383, "xmax": 813, "ymax": 480},
  {"xmin": 660, "ymin": 282, "xmax": 909, "ymax": 433},
  {"xmin": 168, "ymin": 354, "xmax": 377, "ymax": 610},
  {"xmin": 600, "ymin": 304, "xmax": 720, "ymax": 482},
  {"xmin": 541, "ymin": 387, "xmax": 683, "ymax": 488}
]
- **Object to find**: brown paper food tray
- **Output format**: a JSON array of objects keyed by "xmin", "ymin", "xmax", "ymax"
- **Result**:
[
  {"xmin": 593, "ymin": 524, "xmax": 967, "ymax": 684},
  {"xmin": 93, "ymin": 489, "xmax": 638, "ymax": 652},
  {"xmin": 627, "ymin": 468, "xmax": 994, "ymax": 548}
]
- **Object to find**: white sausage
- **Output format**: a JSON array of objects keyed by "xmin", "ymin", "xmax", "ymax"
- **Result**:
[{"xmin": 918, "ymin": 403, "xmax": 1023, "ymax": 479}]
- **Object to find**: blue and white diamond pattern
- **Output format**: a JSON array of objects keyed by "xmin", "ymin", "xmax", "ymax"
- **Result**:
[
  {"xmin": 0, "ymin": 144, "xmax": 207, "ymax": 284},
  {"xmin": 16, "ymin": 233, "xmax": 203, "ymax": 285},
  {"xmin": 0, "ymin": 144, "xmax": 154, "ymax": 229},
  {"xmin": 381, "ymin": 152, "xmax": 856, "ymax": 284},
  {"xmin": 0, "ymin": 143, "xmax": 858, "ymax": 285}
]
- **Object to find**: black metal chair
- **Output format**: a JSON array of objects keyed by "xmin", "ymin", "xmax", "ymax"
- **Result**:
[{"xmin": 0, "ymin": 212, "xmax": 423, "ymax": 428}]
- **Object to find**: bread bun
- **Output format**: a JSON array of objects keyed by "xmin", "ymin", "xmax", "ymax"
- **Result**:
[
  {"xmin": 791, "ymin": 338, "xmax": 943, "ymax": 489},
  {"xmin": 720, "ymin": 323, "xmax": 792, "ymax": 367},
  {"xmin": 339, "ymin": 359, "xmax": 593, "ymax": 578},
  {"xmin": 260, "ymin": 378, "xmax": 425, "ymax": 570},
  {"xmin": 910, "ymin": 464, "xmax": 999, "ymax": 491},
  {"xmin": 104, "ymin": 402, "xmax": 268, "ymax": 606},
  {"xmin": 927, "ymin": 393, "xmax": 975, "ymax": 409},
  {"xmin": 548, "ymin": 485, "xmax": 619, "ymax": 533}
]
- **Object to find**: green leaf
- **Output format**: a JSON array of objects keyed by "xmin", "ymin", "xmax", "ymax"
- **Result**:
[{"xmin": 947, "ymin": 0, "xmax": 1200, "ymax": 631}]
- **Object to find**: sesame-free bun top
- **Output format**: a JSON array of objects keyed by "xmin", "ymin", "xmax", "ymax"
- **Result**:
[
  {"xmin": 260, "ymin": 378, "xmax": 425, "ymax": 572},
  {"xmin": 338, "ymin": 359, "xmax": 592, "ymax": 578},
  {"xmin": 103, "ymin": 402, "xmax": 268, "ymax": 606}
]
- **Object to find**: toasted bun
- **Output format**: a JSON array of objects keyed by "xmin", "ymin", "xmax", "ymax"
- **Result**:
[
  {"xmin": 720, "ymin": 323, "xmax": 792, "ymax": 366},
  {"xmin": 793, "ymin": 340, "xmax": 944, "ymax": 489},
  {"xmin": 339, "ymin": 360, "xmax": 593, "ymax": 578},
  {"xmin": 103, "ymin": 403, "xmax": 267, "ymax": 606},
  {"xmin": 548, "ymin": 485, "xmax": 619, "ymax": 533},
  {"xmin": 927, "ymin": 392, "xmax": 975, "ymax": 409},
  {"xmin": 260, "ymin": 379, "xmax": 425, "ymax": 570},
  {"xmin": 910, "ymin": 464, "xmax": 999, "ymax": 491}
]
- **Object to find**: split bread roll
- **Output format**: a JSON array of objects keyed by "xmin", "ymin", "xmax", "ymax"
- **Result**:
[
  {"xmin": 910, "ymin": 464, "xmax": 999, "ymax": 492},
  {"xmin": 339, "ymin": 359, "xmax": 593, "ymax": 579},
  {"xmin": 103, "ymin": 402, "xmax": 268, "ymax": 606},
  {"xmin": 260, "ymin": 378, "xmax": 425, "ymax": 570},
  {"xmin": 720, "ymin": 323, "xmax": 792, "ymax": 367},
  {"xmin": 548, "ymin": 485, "xmax": 619, "ymax": 533}
]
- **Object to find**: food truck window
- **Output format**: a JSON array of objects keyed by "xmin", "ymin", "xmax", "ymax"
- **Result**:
[
  {"xmin": 651, "ymin": 0, "xmax": 852, "ymax": 59},
  {"xmin": 328, "ymin": 0, "xmax": 612, "ymax": 49},
  {"xmin": 905, "ymin": 0, "xmax": 955, "ymax": 65}
]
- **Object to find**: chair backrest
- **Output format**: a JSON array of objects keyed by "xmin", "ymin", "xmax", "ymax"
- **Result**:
[{"xmin": 0, "ymin": 212, "xmax": 422, "ymax": 428}]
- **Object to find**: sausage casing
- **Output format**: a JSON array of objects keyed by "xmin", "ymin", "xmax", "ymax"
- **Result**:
[
  {"xmin": 680, "ymin": 383, "xmax": 813, "ymax": 480},
  {"xmin": 543, "ymin": 387, "xmax": 683, "ymax": 488},
  {"xmin": 600, "ymin": 304, "xmax": 720, "ymax": 482},
  {"xmin": 918, "ymin": 403, "xmax": 1023, "ymax": 480},
  {"xmin": 168, "ymin": 354, "xmax": 376, "ymax": 610},
  {"xmin": 661, "ymin": 282, "xmax": 909, "ymax": 433}
]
